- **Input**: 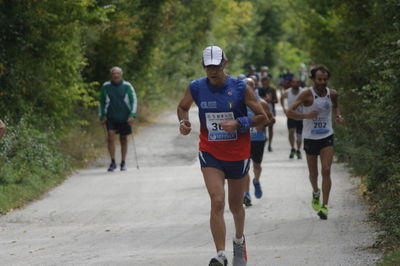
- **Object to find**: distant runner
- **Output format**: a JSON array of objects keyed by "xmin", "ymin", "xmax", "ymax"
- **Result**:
[
  {"xmin": 177, "ymin": 46, "xmax": 267, "ymax": 266},
  {"xmin": 259, "ymin": 77, "xmax": 277, "ymax": 152},
  {"xmin": 242, "ymin": 78, "xmax": 275, "ymax": 207},
  {"xmin": 280, "ymin": 77, "xmax": 304, "ymax": 159},
  {"xmin": 287, "ymin": 65, "xmax": 345, "ymax": 220},
  {"xmin": 99, "ymin": 66, "xmax": 138, "ymax": 172}
]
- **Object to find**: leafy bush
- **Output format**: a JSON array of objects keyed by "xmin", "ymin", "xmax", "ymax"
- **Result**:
[{"xmin": 0, "ymin": 115, "xmax": 70, "ymax": 214}]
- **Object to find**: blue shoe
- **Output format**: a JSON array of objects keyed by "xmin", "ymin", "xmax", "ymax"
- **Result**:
[
  {"xmin": 107, "ymin": 162, "xmax": 117, "ymax": 172},
  {"xmin": 243, "ymin": 192, "xmax": 252, "ymax": 207},
  {"xmin": 253, "ymin": 179, "xmax": 263, "ymax": 199},
  {"xmin": 120, "ymin": 163, "xmax": 127, "ymax": 171}
]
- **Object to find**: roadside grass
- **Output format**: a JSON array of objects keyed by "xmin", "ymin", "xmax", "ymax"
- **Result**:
[
  {"xmin": 335, "ymin": 128, "xmax": 400, "ymax": 265},
  {"xmin": 379, "ymin": 251, "xmax": 400, "ymax": 266}
]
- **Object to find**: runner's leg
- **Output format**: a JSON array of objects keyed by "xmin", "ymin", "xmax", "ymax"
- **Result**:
[
  {"xmin": 296, "ymin": 122, "xmax": 303, "ymax": 151},
  {"xmin": 296, "ymin": 133, "xmax": 302, "ymax": 150},
  {"xmin": 319, "ymin": 146, "xmax": 334, "ymax": 205},
  {"xmin": 202, "ymin": 167, "xmax": 226, "ymax": 252},
  {"xmin": 244, "ymin": 174, "xmax": 250, "ymax": 194},
  {"xmin": 228, "ymin": 177, "xmax": 246, "ymax": 239},
  {"xmin": 268, "ymin": 125, "xmax": 273, "ymax": 150},
  {"xmin": 306, "ymin": 154, "xmax": 319, "ymax": 192},
  {"xmin": 120, "ymin": 134, "xmax": 128, "ymax": 161},
  {"xmin": 107, "ymin": 130, "xmax": 117, "ymax": 160},
  {"xmin": 288, "ymin": 128, "xmax": 295, "ymax": 149},
  {"xmin": 253, "ymin": 162, "xmax": 262, "ymax": 182}
]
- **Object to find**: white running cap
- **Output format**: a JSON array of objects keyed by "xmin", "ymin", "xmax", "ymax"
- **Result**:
[{"xmin": 202, "ymin": 46, "xmax": 226, "ymax": 66}]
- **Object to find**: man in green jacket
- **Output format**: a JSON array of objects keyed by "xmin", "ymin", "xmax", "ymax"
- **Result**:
[{"xmin": 99, "ymin": 66, "xmax": 138, "ymax": 171}]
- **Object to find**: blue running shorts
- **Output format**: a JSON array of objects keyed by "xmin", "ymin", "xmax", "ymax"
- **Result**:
[{"xmin": 199, "ymin": 151, "xmax": 250, "ymax": 179}]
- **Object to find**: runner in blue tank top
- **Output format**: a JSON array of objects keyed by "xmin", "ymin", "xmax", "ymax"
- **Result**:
[
  {"xmin": 242, "ymin": 78, "xmax": 275, "ymax": 207},
  {"xmin": 177, "ymin": 46, "xmax": 268, "ymax": 266}
]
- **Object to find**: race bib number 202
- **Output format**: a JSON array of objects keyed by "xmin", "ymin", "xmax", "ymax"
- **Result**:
[
  {"xmin": 311, "ymin": 117, "xmax": 330, "ymax": 134},
  {"xmin": 206, "ymin": 112, "xmax": 237, "ymax": 141}
]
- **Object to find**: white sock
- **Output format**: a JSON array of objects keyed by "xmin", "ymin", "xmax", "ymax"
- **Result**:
[
  {"xmin": 217, "ymin": 250, "xmax": 226, "ymax": 258},
  {"xmin": 313, "ymin": 190, "xmax": 320, "ymax": 196},
  {"xmin": 233, "ymin": 236, "xmax": 244, "ymax": 245}
]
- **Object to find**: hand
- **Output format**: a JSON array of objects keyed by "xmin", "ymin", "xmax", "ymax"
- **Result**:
[
  {"xmin": 219, "ymin": 120, "xmax": 239, "ymax": 133},
  {"xmin": 336, "ymin": 116, "xmax": 345, "ymax": 124},
  {"xmin": 265, "ymin": 94, "xmax": 272, "ymax": 103},
  {"xmin": 128, "ymin": 117, "xmax": 135, "ymax": 125},
  {"xmin": 265, "ymin": 117, "xmax": 276, "ymax": 126},
  {"xmin": 283, "ymin": 109, "xmax": 288, "ymax": 116},
  {"xmin": 255, "ymin": 125, "xmax": 265, "ymax": 131},
  {"xmin": 179, "ymin": 120, "xmax": 192, "ymax": 135},
  {"xmin": 0, "ymin": 120, "xmax": 5, "ymax": 129},
  {"xmin": 305, "ymin": 110, "xmax": 319, "ymax": 119}
]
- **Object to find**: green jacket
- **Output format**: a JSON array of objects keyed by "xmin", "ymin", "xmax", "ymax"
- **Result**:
[{"xmin": 99, "ymin": 80, "xmax": 138, "ymax": 123}]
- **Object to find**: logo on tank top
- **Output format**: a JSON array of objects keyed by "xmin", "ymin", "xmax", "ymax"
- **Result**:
[
  {"xmin": 227, "ymin": 90, "xmax": 233, "ymax": 96},
  {"xmin": 200, "ymin": 101, "xmax": 217, "ymax": 109}
]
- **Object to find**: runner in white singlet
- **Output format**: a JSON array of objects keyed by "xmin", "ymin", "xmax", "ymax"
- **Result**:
[
  {"xmin": 287, "ymin": 65, "xmax": 345, "ymax": 220},
  {"xmin": 281, "ymin": 77, "xmax": 304, "ymax": 159}
]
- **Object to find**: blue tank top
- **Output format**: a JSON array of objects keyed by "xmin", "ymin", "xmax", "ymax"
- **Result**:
[
  {"xmin": 189, "ymin": 75, "xmax": 250, "ymax": 161},
  {"xmin": 247, "ymin": 98, "xmax": 267, "ymax": 142}
]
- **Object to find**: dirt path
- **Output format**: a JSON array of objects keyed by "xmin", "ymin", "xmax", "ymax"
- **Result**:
[{"xmin": 0, "ymin": 104, "xmax": 379, "ymax": 265}]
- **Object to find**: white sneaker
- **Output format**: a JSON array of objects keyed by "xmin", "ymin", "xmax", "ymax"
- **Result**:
[{"xmin": 232, "ymin": 236, "xmax": 247, "ymax": 266}]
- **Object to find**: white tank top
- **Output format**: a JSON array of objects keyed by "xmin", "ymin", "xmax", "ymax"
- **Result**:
[
  {"xmin": 287, "ymin": 87, "xmax": 303, "ymax": 120},
  {"xmin": 302, "ymin": 87, "xmax": 334, "ymax": 140}
]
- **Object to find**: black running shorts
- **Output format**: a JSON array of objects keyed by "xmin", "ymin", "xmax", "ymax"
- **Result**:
[
  {"xmin": 250, "ymin": 140, "xmax": 267, "ymax": 164},
  {"xmin": 303, "ymin": 135, "xmax": 334, "ymax": 155},
  {"xmin": 106, "ymin": 120, "xmax": 132, "ymax": 135},
  {"xmin": 287, "ymin": 118, "xmax": 303, "ymax": 135}
]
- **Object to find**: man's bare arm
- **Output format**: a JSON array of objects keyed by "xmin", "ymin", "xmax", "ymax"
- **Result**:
[
  {"xmin": 280, "ymin": 91, "xmax": 288, "ymax": 115},
  {"xmin": 331, "ymin": 89, "xmax": 345, "ymax": 124},
  {"xmin": 245, "ymin": 85, "xmax": 268, "ymax": 127},
  {"xmin": 219, "ymin": 84, "xmax": 267, "ymax": 133},
  {"xmin": 287, "ymin": 90, "xmax": 318, "ymax": 119},
  {"xmin": 177, "ymin": 87, "xmax": 194, "ymax": 135},
  {"xmin": 260, "ymin": 99, "xmax": 275, "ymax": 127},
  {"xmin": 0, "ymin": 120, "xmax": 6, "ymax": 140}
]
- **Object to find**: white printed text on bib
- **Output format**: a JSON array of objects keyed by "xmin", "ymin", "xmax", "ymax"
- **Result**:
[{"xmin": 206, "ymin": 112, "xmax": 237, "ymax": 141}]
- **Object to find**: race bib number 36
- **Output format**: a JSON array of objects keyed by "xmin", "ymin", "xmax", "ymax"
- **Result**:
[{"xmin": 206, "ymin": 112, "xmax": 237, "ymax": 141}]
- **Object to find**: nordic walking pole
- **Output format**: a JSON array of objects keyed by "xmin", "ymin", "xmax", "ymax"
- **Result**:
[
  {"xmin": 131, "ymin": 133, "xmax": 140, "ymax": 170},
  {"xmin": 102, "ymin": 124, "xmax": 108, "ymax": 142}
]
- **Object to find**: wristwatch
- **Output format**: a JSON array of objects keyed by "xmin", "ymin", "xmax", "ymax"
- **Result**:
[
  {"xmin": 179, "ymin": 120, "xmax": 186, "ymax": 125},
  {"xmin": 336, "ymin": 115, "xmax": 343, "ymax": 119}
]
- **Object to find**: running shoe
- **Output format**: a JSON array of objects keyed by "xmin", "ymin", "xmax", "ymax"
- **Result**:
[
  {"xmin": 312, "ymin": 190, "xmax": 321, "ymax": 211},
  {"xmin": 289, "ymin": 148, "xmax": 296, "ymax": 159},
  {"xmin": 243, "ymin": 193, "xmax": 252, "ymax": 207},
  {"xmin": 120, "ymin": 163, "xmax": 127, "ymax": 171},
  {"xmin": 107, "ymin": 162, "xmax": 117, "ymax": 172},
  {"xmin": 296, "ymin": 150, "xmax": 302, "ymax": 159},
  {"xmin": 253, "ymin": 179, "xmax": 263, "ymax": 199},
  {"xmin": 318, "ymin": 205, "xmax": 328, "ymax": 220},
  {"xmin": 232, "ymin": 236, "xmax": 247, "ymax": 266},
  {"xmin": 268, "ymin": 145, "xmax": 272, "ymax": 152},
  {"xmin": 209, "ymin": 255, "xmax": 227, "ymax": 266}
]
